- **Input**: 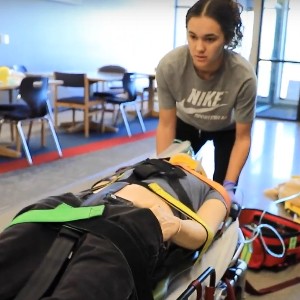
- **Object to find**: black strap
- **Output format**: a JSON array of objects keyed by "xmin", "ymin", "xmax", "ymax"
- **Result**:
[
  {"xmin": 148, "ymin": 159, "xmax": 191, "ymax": 207},
  {"xmin": 83, "ymin": 160, "xmax": 145, "ymax": 196},
  {"xmin": 124, "ymin": 158, "xmax": 193, "ymax": 210},
  {"xmin": 15, "ymin": 226, "xmax": 83, "ymax": 300}
]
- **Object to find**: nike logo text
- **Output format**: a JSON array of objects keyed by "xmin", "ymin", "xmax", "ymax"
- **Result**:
[{"xmin": 186, "ymin": 89, "xmax": 226, "ymax": 107}]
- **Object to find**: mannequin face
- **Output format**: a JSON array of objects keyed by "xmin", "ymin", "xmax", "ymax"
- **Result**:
[{"xmin": 187, "ymin": 16, "xmax": 226, "ymax": 79}]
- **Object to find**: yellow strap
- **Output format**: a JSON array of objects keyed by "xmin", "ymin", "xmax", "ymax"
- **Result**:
[{"xmin": 148, "ymin": 182, "xmax": 214, "ymax": 259}]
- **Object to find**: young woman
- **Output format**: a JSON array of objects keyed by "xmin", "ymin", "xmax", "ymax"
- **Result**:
[{"xmin": 155, "ymin": 0, "xmax": 257, "ymax": 196}]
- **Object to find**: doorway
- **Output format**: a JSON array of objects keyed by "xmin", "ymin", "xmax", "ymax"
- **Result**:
[{"xmin": 256, "ymin": 0, "xmax": 300, "ymax": 121}]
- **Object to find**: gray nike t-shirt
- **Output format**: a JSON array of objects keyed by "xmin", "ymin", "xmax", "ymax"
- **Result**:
[{"xmin": 156, "ymin": 45, "xmax": 257, "ymax": 131}]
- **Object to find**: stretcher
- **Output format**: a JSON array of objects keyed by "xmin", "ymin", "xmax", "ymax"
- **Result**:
[
  {"xmin": 0, "ymin": 140, "xmax": 247, "ymax": 300},
  {"xmin": 147, "ymin": 140, "xmax": 246, "ymax": 299},
  {"xmin": 79, "ymin": 141, "xmax": 247, "ymax": 299},
  {"xmin": 92, "ymin": 140, "xmax": 247, "ymax": 300}
]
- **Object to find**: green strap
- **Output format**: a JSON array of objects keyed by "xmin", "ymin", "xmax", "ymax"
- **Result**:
[{"xmin": 8, "ymin": 203, "xmax": 105, "ymax": 228}]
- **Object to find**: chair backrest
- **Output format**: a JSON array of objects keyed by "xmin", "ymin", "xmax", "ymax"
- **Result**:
[
  {"xmin": 19, "ymin": 76, "xmax": 49, "ymax": 117},
  {"xmin": 12, "ymin": 65, "xmax": 28, "ymax": 73},
  {"xmin": 54, "ymin": 72, "xmax": 86, "ymax": 87},
  {"xmin": 122, "ymin": 72, "xmax": 138, "ymax": 101},
  {"xmin": 98, "ymin": 65, "xmax": 127, "ymax": 74}
]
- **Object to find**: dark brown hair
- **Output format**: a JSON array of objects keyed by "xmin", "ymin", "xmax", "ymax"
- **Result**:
[{"xmin": 186, "ymin": 0, "xmax": 244, "ymax": 49}]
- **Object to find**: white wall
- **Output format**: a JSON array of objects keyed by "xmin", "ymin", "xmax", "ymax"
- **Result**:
[{"xmin": 0, "ymin": 0, "xmax": 175, "ymax": 74}]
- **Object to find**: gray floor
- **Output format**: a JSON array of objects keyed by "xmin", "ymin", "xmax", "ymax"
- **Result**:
[
  {"xmin": 256, "ymin": 104, "xmax": 298, "ymax": 121},
  {"xmin": 0, "ymin": 137, "xmax": 156, "ymax": 230}
]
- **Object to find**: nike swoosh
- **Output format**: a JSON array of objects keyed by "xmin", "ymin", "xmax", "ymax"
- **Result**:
[{"xmin": 177, "ymin": 102, "xmax": 227, "ymax": 114}]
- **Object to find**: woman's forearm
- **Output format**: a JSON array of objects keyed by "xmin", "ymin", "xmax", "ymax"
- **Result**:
[
  {"xmin": 156, "ymin": 108, "xmax": 177, "ymax": 154},
  {"xmin": 156, "ymin": 123, "xmax": 175, "ymax": 154},
  {"xmin": 225, "ymin": 123, "xmax": 252, "ymax": 183},
  {"xmin": 225, "ymin": 136, "xmax": 251, "ymax": 183}
]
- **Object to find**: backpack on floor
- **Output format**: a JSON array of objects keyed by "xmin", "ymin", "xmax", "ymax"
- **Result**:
[
  {"xmin": 239, "ymin": 208, "xmax": 300, "ymax": 296},
  {"xmin": 239, "ymin": 208, "xmax": 300, "ymax": 270}
]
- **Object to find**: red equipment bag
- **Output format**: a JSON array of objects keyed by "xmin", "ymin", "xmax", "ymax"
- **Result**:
[{"xmin": 239, "ymin": 208, "xmax": 300, "ymax": 270}]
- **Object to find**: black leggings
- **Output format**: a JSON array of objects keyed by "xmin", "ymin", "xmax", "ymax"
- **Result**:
[
  {"xmin": 0, "ymin": 193, "xmax": 164, "ymax": 300},
  {"xmin": 48, "ymin": 205, "xmax": 163, "ymax": 300},
  {"xmin": 176, "ymin": 118, "xmax": 235, "ymax": 184}
]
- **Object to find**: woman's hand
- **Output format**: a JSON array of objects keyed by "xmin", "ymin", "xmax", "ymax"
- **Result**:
[{"xmin": 149, "ymin": 204, "xmax": 181, "ymax": 241}]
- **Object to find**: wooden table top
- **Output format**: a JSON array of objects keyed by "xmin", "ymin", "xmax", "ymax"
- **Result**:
[{"xmin": 0, "ymin": 79, "xmax": 63, "ymax": 91}]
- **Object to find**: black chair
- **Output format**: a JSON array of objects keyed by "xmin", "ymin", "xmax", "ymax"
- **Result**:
[
  {"xmin": 94, "ymin": 72, "xmax": 146, "ymax": 137},
  {"xmin": 0, "ymin": 76, "xmax": 62, "ymax": 165},
  {"xmin": 97, "ymin": 65, "xmax": 127, "ymax": 93},
  {"xmin": 98, "ymin": 65, "xmax": 127, "ymax": 73}
]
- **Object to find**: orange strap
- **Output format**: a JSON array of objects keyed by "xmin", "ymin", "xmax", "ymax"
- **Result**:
[{"xmin": 169, "ymin": 161, "xmax": 231, "ymax": 220}]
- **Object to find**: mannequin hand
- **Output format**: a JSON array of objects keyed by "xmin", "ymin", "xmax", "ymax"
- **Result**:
[{"xmin": 149, "ymin": 205, "xmax": 181, "ymax": 241}]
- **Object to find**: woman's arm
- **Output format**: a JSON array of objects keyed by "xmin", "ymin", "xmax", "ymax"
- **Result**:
[
  {"xmin": 156, "ymin": 107, "xmax": 177, "ymax": 155},
  {"xmin": 225, "ymin": 122, "xmax": 252, "ymax": 183}
]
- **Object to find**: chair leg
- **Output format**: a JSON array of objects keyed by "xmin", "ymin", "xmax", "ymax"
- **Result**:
[
  {"xmin": 113, "ymin": 107, "xmax": 120, "ymax": 127},
  {"xmin": 139, "ymin": 91, "xmax": 146, "ymax": 114},
  {"xmin": 15, "ymin": 123, "xmax": 21, "ymax": 153},
  {"xmin": 27, "ymin": 120, "xmax": 33, "ymax": 143},
  {"xmin": 134, "ymin": 103, "xmax": 146, "ymax": 133},
  {"xmin": 41, "ymin": 120, "xmax": 46, "ymax": 147},
  {"xmin": 84, "ymin": 109, "xmax": 90, "ymax": 138},
  {"xmin": 10, "ymin": 122, "xmax": 14, "ymax": 141},
  {"xmin": 54, "ymin": 106, "xmax": 59, "ymax": 129},
  {"xmin": 120, "ymin": 104, "xmax": 132, "ymax": 137},
  {"xmin": 47, "ymin": 116, "xmax": 63, "ymax": 157},
  {"xmin": 72, "ymin": 109, "xmax": 76, "ymax": 127},
  {"xmin": 112, "ymin": 105, "xmax": 118, "ymax": 122},
  {"xmin": 100, "ymin": 104, "xmax": 106, "ymax": 133},
  {"xmin": 16, "ymin": 121, "xmax": 33, "ymax": 165},
  {"xmin": 1, "ymin": 119, "xmax": 15, "ymax": 141}
]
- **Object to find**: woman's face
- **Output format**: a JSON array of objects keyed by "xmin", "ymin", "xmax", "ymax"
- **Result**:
[{"xmin": 187, "ymin": 16, "xmax": 226, "ymax": 77}]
